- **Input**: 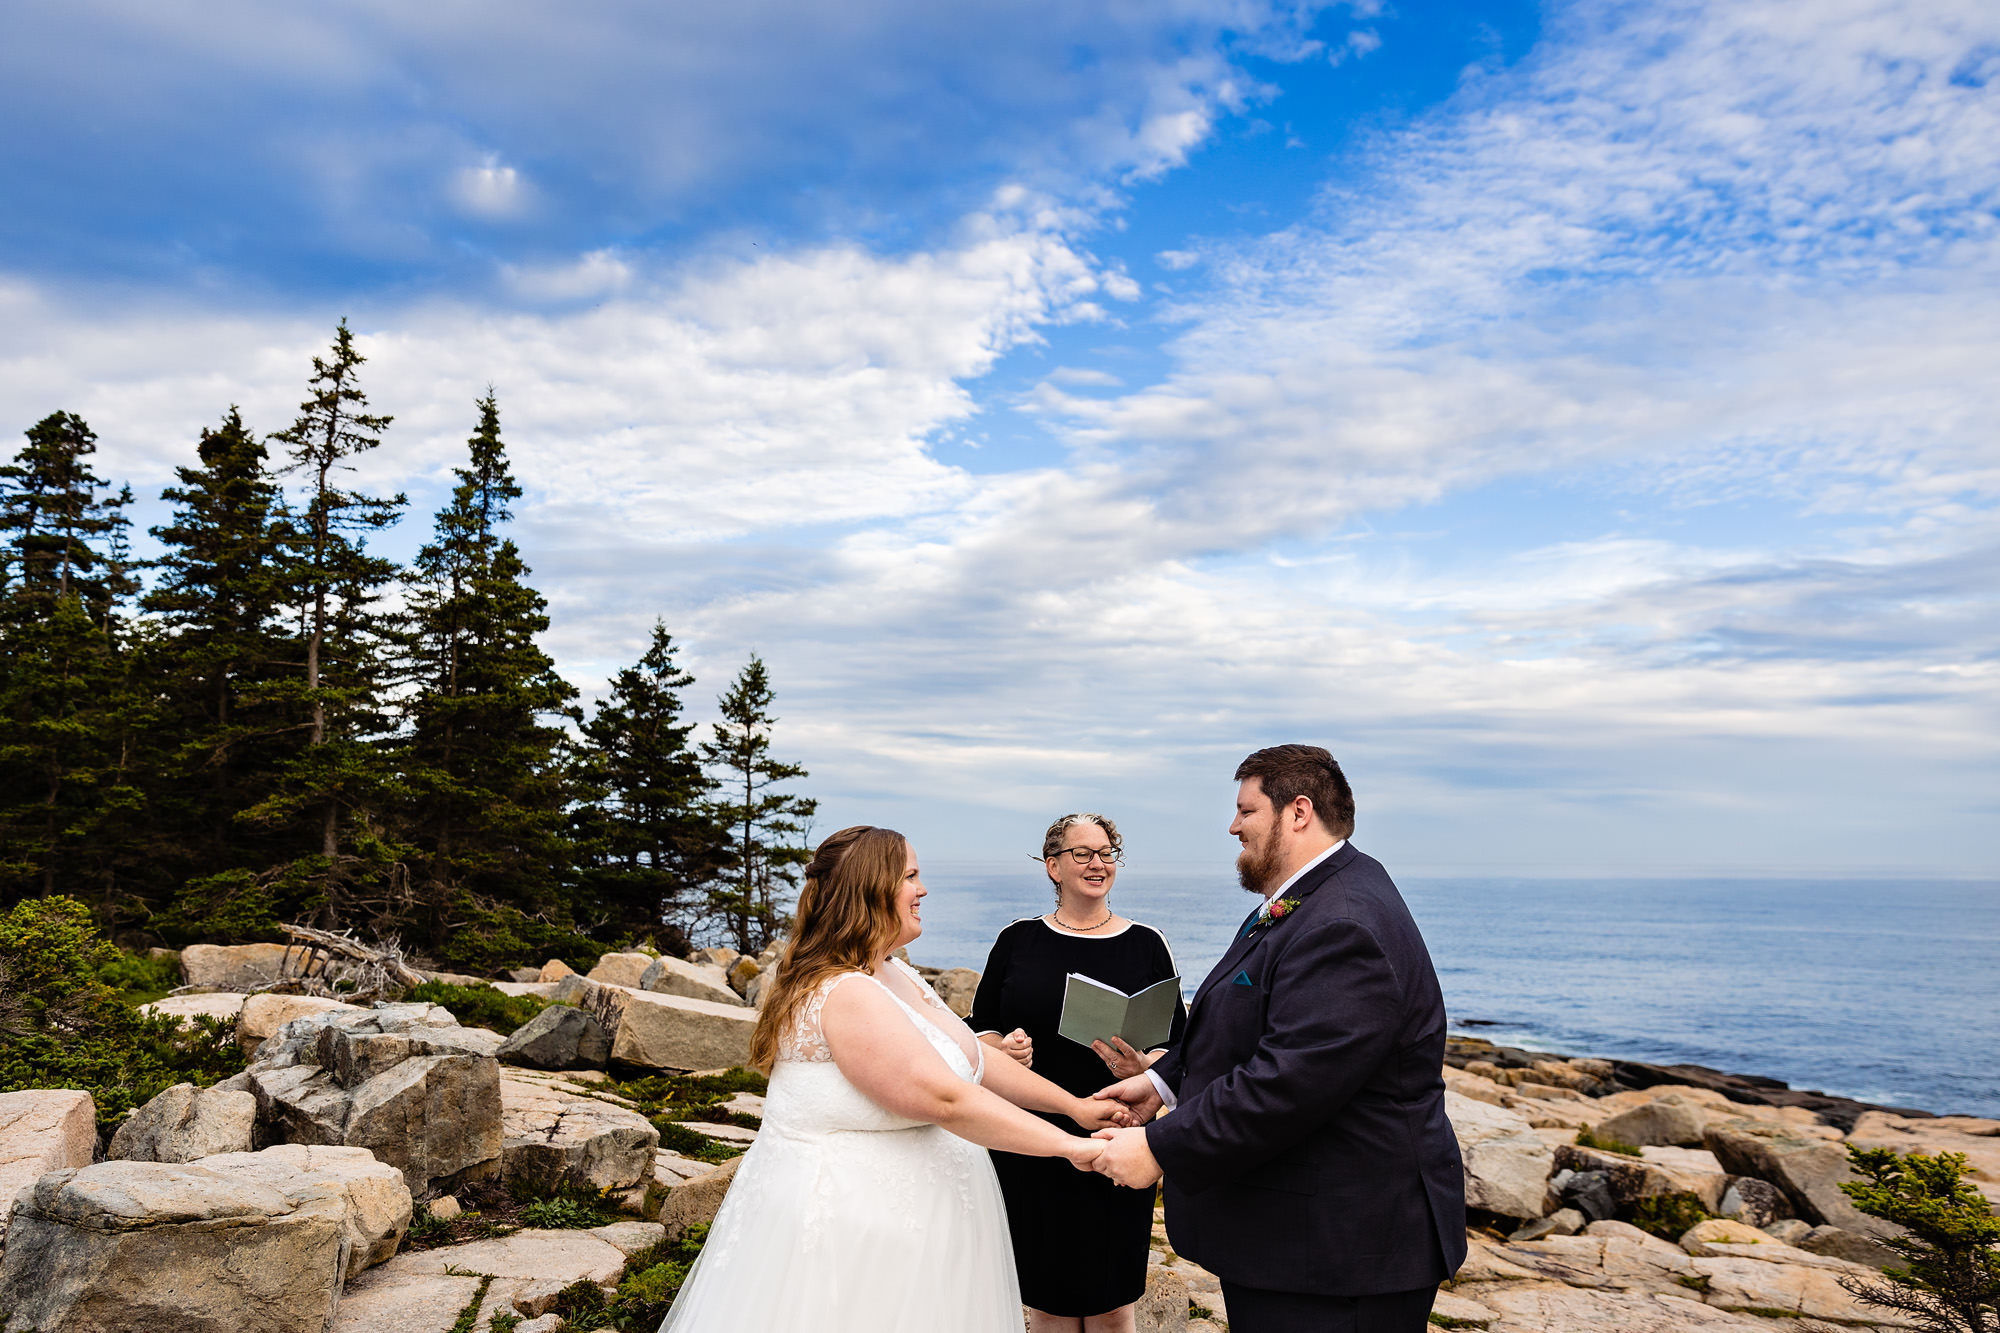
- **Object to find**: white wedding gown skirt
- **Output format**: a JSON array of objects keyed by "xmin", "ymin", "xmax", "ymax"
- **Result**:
[{"xmin": 660, "ymin": 968, "xmax": 1022, "ymax": 1333}]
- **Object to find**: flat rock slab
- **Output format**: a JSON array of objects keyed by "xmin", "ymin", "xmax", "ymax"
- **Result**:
[
  {"xmin": 499, "ymin": 1073, "xmax": 657, "ymax": 1193},
  {"xmin": 337, "ymin": 1228, "xmax": 630, "ymax": 1333},
  {"xmin": 140, "ymin": 992, "xmax": 250, "ymax": 1025},
  {"xmin": 0, "ymin": 1089, "xmax": 96, "ymax": 1248},
  {"xmin": 331, "ymin": 1267, "xmax": 487, "ymax": 1333},
  {"xmin": 1454, "ymin": 1280, "xmax": 1781, "ymax": 1331},
  {"xmin": 669, "ymin": 1120, "xmax": 757, "ymax": 1144},
  {"xmin": 651, "ymin": 1149, "xmax": 712, "ymax": 1189}
]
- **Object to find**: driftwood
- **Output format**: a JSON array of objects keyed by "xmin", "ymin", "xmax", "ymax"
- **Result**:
[{"xmin": 267, "ymin": 924, "xmax": 426, "ymax": 1004}]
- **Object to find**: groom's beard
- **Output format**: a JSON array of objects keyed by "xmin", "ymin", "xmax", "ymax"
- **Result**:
[{"xmin": 1236, "ymin": 826, "xmax": 1284, "ymax": 895}]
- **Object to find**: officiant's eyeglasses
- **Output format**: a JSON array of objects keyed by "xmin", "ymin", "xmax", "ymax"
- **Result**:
[{"xmin": 1054, "ymin": 848, "xmax": 1122, "ymax": 866}]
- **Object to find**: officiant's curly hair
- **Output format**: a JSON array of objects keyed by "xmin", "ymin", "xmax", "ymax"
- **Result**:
[{"xmin": 749, "ymin": 824, "xmax": 910, "ymax": 1072}]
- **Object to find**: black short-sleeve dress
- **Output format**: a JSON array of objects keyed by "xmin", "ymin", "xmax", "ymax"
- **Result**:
[{"xmin": 968, "ymin": 915, "xmax": 1188, "ymax": 1318}]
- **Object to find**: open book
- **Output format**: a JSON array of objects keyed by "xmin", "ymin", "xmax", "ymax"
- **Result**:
[{"xmin": 1056, "ymin": 972, "xmax": 1181, "ymax": 1052}]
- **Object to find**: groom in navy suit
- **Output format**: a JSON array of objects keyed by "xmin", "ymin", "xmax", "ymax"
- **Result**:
[{"xmin": 1090, "ymin": 745, "xmax": 1465, "ymax": 1333}]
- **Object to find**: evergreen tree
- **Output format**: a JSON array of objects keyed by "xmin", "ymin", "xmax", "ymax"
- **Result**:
[
  {"xmin": 141, "ymin": 409, "xmax": 299, "ymax": 938},
  {"xmin": 699, "ymin": 655, "xmax": 815, "ymax": 952},
  {"xmin": 574, "ymin": 622, "xmax": 723, "ymax": 948},
  {"xmin": 251, "ymin": 322, "xmax": 406, "ymax": 924},
  {"xmin": 0, "ymin": 413, "xmax": 150, "ymax": 918},
  {"xmin": 400, "ymin": 392, "xmax": 578, "ymax": 942}
]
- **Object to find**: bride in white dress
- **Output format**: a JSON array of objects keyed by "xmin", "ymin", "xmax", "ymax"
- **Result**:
[{"xmin": 660, "ymin": 826, "xmax": 1125, "ymax": 1333}]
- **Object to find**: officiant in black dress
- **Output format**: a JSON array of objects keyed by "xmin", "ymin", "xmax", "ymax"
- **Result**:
[{"xmin": 970, "ymin": 813, "xmax": 1187, "ymax": 1333}]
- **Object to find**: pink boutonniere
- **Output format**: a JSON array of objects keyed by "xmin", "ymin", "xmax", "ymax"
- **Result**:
[{"xmin": 1253, "ymin": 896, "xmax": 1301, "ymax": 931}]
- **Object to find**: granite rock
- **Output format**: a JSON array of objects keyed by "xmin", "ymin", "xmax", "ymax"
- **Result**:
[
  {"xmin": 496, "ymin": 1004, "xmax": 611, "ymax": 1070},
  {"xmin": 107, "ymin": 1083, "xmax": 256, "ymax": 1164}
]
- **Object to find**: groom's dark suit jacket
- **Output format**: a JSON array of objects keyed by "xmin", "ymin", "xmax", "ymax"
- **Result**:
[{"xmin": 1146, "ymin": 842, "xmax": 1466, "ymax": 1297}]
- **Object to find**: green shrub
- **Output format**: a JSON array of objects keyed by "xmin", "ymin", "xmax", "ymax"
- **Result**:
[
  {"xmin": 652, "ymin": 1121, "xmax": 743, "ymax": 1164},
  {"xmin": 404, "ymin": 980, "xmax": 551, "ymax": 1036},
  {"xmin": 426, "ymin": 894, "xmax": 614, "ymax": 976},
  {"xmin": 1576, "ymin": 1127, "xmax": 1644, "ymax": 1157},
  {"xmin": 519, "ymin": 1195, "xmax": 614, "ymax": 1230},
  {"xmin": 96, "ymin": 950, "xmax": 181, "ymax": 1006},
  {"xmin": 1631, "ymin": 1192, "xmax": 1713, "ymax": 1240},
  {"xmin": 1838, "ymin": 1145, "xmax": 2000, "ymax": 1333},
  {"xmin": 0, "ymin": 895, "xmax": 245, "ymax": 1135}
]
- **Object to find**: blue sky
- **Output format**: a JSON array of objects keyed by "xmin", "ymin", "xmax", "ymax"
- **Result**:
[{"xmin": 2, "ymin": 0, "xmax": 1995, "ymax": 878}]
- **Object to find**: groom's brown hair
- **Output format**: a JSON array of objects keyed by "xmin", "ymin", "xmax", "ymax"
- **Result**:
[{"xmin": 1235, "ymin": 744, "xmax": 1355, "ymax": 838}]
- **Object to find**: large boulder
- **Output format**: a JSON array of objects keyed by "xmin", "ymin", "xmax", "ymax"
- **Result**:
[
  {"xmin": 0, "ymin": 1089, "xmax": 96, "ymax": 1250},
  {"xmin": 660, "ymin": 1155, "xmax": 741, "ymax": 1240},
  {"xmin": 0, "ymin": 1160, "xmax": 350, "ymax": 1333},
  {"xmin": 1718, "ymin": 1176, "xmax": 1792, "ymax": 1229},
  {"xmin": 200, "ymin": 1144, "xmax": 411, "ymax": 1272},
  {"xmin": 535, "ymin": 958, "xmax": 574, "ymax": 983},
  {"xmin": 586, "ymin": 952, "xmax": 655, "ymax": 988},
  {"xmin": 237, "ymin": 994, "xmax": 362, "ymax": 1054},
  {"xmin": 1797, "ymin": 1223, "xmax": 1900, "ymax": 1269},
  {"xmin": 564, "ymin": 979, "xmax": 757, "ymax": 1072},
  {"xmin": 1445, "ymin": 1090, "xmax": 1553, "ymax": 1220},
  {"xmin": 178, "ymin": 942, "xmax": 320, "ymax": 992},
  {"xmin": 1703, "ymin": 1117, "xmax": 1893, "ymax": 1237},
  {"xmin": 108, "ymin": 1084, "xmax": 255, "ymax": 1164},
  {"xmin": 1592, "ymin": 1097, "xmax": 1710, "ymax": 1148},
  {"xmin": 638, "ymin": 955, "xmax": 745, "ymax": 1007},
  {"xmin": 247, "ymin": 1003, "xmax": 503, "ymax": 1195},
  {"xmin": 500, "ymin": 1074, "xmax": 657, "ymax": 1193},
  {"xmin": 497, "ymin": 1004, "xmax": 611, "ymax": 1070},
  {"xmin": 929, "ymin": 967, "xmax": 981, "ymax": 1018},
  {"xmin": 725, "ymin": 956, "xmax": 760, "ymax": 997},
  {"xmin": 1555, "ymin": 1142, "xmax": 1729, "ymax": 1212}
]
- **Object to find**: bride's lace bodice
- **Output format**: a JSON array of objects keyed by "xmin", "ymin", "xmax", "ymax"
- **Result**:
[{"xmin": 763, "ymin": 959, "xmax": 984, "ymax": 1136}]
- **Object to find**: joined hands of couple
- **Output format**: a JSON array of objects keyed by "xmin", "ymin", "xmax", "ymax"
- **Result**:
[
  {"xmin": 1065, "ymin": 1066, "xmax": 1165, "ymax": 1189},
  {"xmin": 990, "ymin": 1028, "xmax": 1166, "ymax": 1188}
]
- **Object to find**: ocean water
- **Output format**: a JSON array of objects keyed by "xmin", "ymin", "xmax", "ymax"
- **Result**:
[{"xmin": 911, "ymin": 864, "xmax": 2000, "ymax": 1118}]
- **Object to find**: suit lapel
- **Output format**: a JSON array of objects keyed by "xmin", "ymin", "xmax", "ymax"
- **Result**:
[{"xmin": 1187, "ymin": 842, "xmax": 1357, "ymax": 1017}]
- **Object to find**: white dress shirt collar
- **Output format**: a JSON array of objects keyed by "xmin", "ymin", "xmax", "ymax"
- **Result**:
[{"xmin": 1265, "ymin": 838, "xmax": 1345, "ymax": 905}]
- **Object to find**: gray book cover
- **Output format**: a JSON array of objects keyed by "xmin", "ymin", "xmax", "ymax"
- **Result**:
[{"xmin": 1056, "ymin": 972, "xmax": 1181, "ymax": 1051}]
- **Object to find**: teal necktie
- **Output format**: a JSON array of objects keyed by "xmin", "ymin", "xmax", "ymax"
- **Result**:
[{"xmin": 1235, "ymin": 903, "xmax": 1265, "ymax": 940}]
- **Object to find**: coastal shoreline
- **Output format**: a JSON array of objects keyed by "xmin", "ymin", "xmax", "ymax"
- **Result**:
[{"xmin": 1446, "ymin": 1034, "xmax": 1940, "ymax": 1129}]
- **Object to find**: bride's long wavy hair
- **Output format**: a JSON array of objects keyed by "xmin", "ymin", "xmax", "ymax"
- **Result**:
[{"xmin": 748, "ymin": 824, "xmax": 910, "ymax": 1073}]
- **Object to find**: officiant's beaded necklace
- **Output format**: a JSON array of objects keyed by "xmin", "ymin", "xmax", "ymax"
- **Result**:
[{"xmin": 1050, "ymin": 907, "xmax": 1115, "ymax": 932}]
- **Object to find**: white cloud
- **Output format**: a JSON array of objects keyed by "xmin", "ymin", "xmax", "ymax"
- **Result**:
[
  {"xmin": 2, "ymin": 0, "xmax": 1996, "ymax": 875},
  {"xmin": 503, "ymin": 250, "xmax": 634, "ymax": 302},
  {"xmin": 453, "ymin": 157, "xmax": 529, "ymax": 218}
]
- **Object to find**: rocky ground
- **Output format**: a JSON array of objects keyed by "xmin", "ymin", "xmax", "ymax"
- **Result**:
[{"xmin": 1, "ymin": 943, "xmax": 1992, "ymax": 1332}]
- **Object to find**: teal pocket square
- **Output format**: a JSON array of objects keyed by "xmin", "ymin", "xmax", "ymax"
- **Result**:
[{"xmin": 1232, "ymin": 970, "xmax": 1254, "ymax": 986}]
